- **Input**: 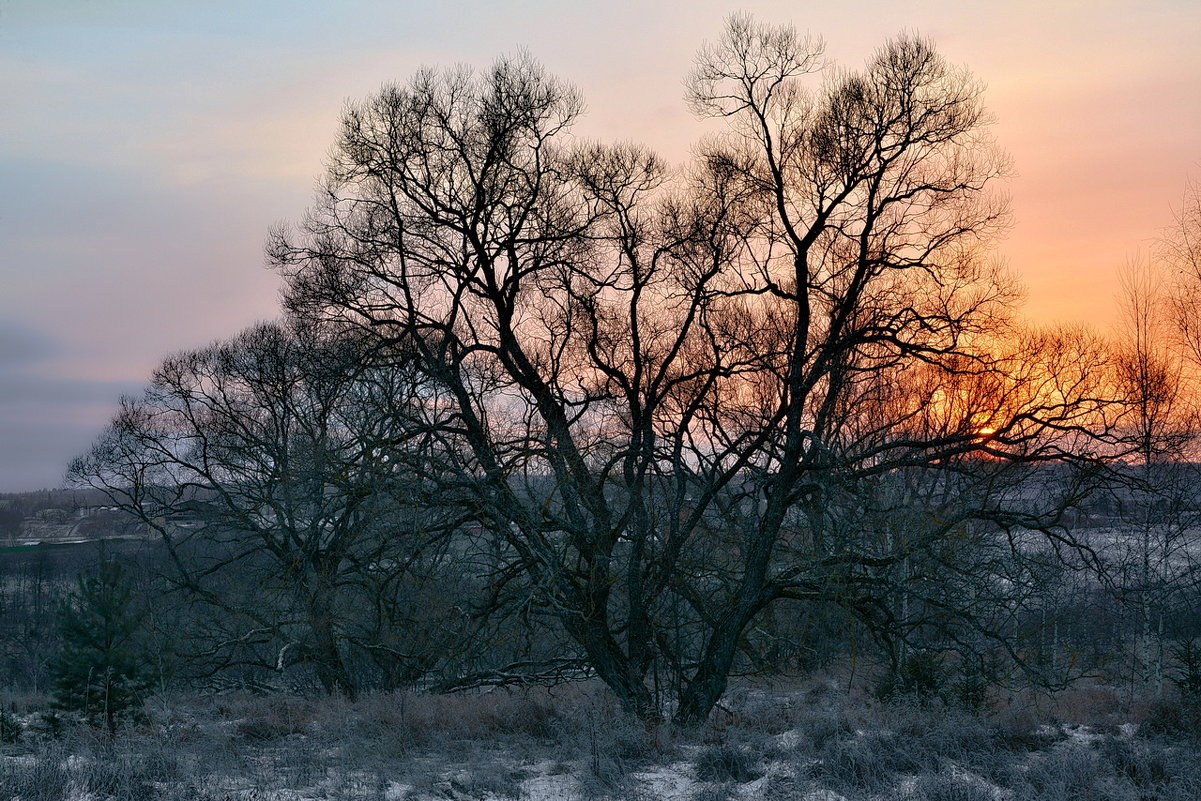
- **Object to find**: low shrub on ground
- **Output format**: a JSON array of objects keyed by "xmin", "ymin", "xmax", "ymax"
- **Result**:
[
  {"xmin": 222, "ymin": 694, "xmax": 316, "ymax": 741},
  {"xmin": 991, "ymin": 702, "xmax": 1059, "ymax": 753},
  {"xmin": 0, "ymin": 732, "xmax": 182, "ymax": 801},
  {"xmin": 34, "ymin": 709, "xmax": 68, "ymax": 739},
  {"xmin": 0, "ymin": 709, "xmax": 21, "ymax": 743},
  {"xmin": 693, "ymin": 743, "xmax": 762, "ymax": 784},
  {"xmin": 875, "ymin": 650, "xmax": 948, "ymax": 703},
  {"xmin": 1169, "ymin": 639, "xmax": 1201, "ymax": 701},
  {"xmin": 0, "ymin": 748, "xmax": 72, "ymax": 801},
  {"xmin": 910, "ymin": 770, "xmax": 999, "ymax": 801},
  {"xmin": 1016, "ymin": 742, "xmax": 1108, "ymax": 800},
  {"xmin": 1098, "ymin": 736, "xmax": 1171, "ymax": 790},
  {"xmin": 802, "ymin": 730, "xmax": 900, "ymax": 793},
  {"xmin": 350, "ymin": 685, "xmax": 569, "ymax": 752},
  {"xmin": 878, "ymin": 702, "xmax": 1009, "ymax": 774},
  {"xmin": 690, "ymin": 782, "xmax": 737, "ymax": 801},
  {"xmin": 422, "ymin": 762, "xmax": 532, "ymax": 801},
  {"xmin": 1039, "ymin": 681, "xmax": 1123, "ymax": 727},
  {"xmin": 1142, "ymin": 694, "xmax": 1201, "ymax": 739},
  {"xmin": 792, "ymin": 699, "xmax": 854, "ymax": 751}
]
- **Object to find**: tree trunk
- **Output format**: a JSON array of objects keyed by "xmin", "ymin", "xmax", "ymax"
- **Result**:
[
  {"xmin": 673, "ymin": 625, "xmax": 741, "ymax": 728},
  {"xmin": 564, "ymin": 615, "xmax": 657, "ymax": 721},
  {"xmin": 307, "ymin": 577, "xmax": 357, "ymax": 700}
]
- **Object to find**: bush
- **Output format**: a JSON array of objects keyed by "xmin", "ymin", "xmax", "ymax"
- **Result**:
[
  {"xmin": 0, "ymin": 709, "xmax": 21, "ymax": 744},
  {"xmin": 1169, "ymin": 639, "xmax": 1201, "ymax": 701},
  {"xmin": 1142, "ymin": 696, "xmax": 1201, "ymax": 738},
  {"xmin": 456, "ymin": 763, "xmax": 532, "ymax": 799},
  {"xmin": 1018, "ymin": 743, "xmax": 1105, "ymax": 799},
  {"xmin": 808, "ymin": 731, "xmax": 917, "ymax": 793},
  {"xmin": 876, "ymin": 650, "xmax": 947, "ymax": 702},
  {"xmin": 693, "ymin": 743, "xmax": 761, "ymax": 784},
  {"xmin": 236, "ymin": 717, "xmax": 308, "ymax": 741},
  {"xmin": 911, "ymin": 771, "xmax": 998, "ymax": 801},
  {"xmin": 35, "ymin": 709, "xmax": 68, "ymax": 739},
  {"xmin": 230, "ymin": 695, "xmax": 316, "ymax": 741},
  {"xmin": 884, "ymin": 705, "xmax": 1001, "ymax": 773},
  {"xmin": 793, "ymin": 702, "xmax": 853, "ymax": 750},
  {"xmin": 1097, "ymin": 737, "xmax": 1171, "ymax": 791},
  {"xmin": 951, "ymin": 664, "xmax": 993, "ymax": 713},
  {"xmin": 0, "ymin": 749, "xmax": 71, "ymax": 801}
]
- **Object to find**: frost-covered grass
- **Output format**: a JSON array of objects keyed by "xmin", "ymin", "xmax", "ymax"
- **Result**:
[{"xmin": 1, "ymin": 678, "xmax": 1198, "ymax": 800}]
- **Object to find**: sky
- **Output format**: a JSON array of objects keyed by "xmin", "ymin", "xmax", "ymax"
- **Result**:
[{"xmin": 1, "ymin": 0, "xmax": 1198, "ymax": 492}]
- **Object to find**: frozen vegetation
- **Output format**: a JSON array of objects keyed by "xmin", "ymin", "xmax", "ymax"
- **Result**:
[
  {"xmin": 5, "ymin": 13, "xmax": 1201, "ymax": 800},
  {"xmin": 2, "ymin": 676, "xmax": 1200, "ymax": 801}
]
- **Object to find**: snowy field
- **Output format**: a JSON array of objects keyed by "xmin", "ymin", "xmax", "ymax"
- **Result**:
[{"xmin": 2, "ymin": 678, "xmax": 1199, "ymax": 801}]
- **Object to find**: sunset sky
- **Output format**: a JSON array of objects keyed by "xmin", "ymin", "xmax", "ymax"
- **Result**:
[{"xmin": 1, "ymin": 0, "xmax": 1198, "ymax": 491}]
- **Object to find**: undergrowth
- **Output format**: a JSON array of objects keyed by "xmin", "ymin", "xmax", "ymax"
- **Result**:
[{"xmin": 1, "ymin": 677, "xmax": 1199, "ymax": 800}]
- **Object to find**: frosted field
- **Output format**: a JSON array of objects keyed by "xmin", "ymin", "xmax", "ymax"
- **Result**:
[{"xmin": 2, "ymin": 679, "xmax": 1199, "ymax": 801}]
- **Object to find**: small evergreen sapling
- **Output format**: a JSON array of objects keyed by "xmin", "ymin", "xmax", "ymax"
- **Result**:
[{"xmin": 48, "ymin": 560, "xmax": 154, "ymax": 734}]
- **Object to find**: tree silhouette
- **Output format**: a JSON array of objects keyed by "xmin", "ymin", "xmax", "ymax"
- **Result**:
[
  {"xmin": 69, "ymin": 320, "xmax": 477, "ymax": 696},
  {"xmin": 269, "ymin": 17, "xmax": 1119, "ymax": 725}
]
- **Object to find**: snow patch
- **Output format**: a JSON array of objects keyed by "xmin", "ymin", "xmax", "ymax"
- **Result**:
[
  {"xmin": 521, "ymin": 772, "xmax": 578, "ymax": 801},
  {"xmin": 803, "ymin": 789, "xmax": 848, "ymax": 801},
  {"xmin": 776, "ymin": 728, "xmax": 804, "ymax": 749},
  {"xmin": 634, "ymin": 762, "xmax": 696, "ymax": 799}
]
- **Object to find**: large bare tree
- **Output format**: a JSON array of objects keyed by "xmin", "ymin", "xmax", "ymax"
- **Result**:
[{"xmin": 269, "ymin": 19, "xmax": 1115, "ymax": 724}]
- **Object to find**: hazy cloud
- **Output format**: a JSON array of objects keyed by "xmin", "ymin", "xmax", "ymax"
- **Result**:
[
  {"xmin": 0, "ymin": 369, "xmax": 142, "ymax": 491},
  {"xmin": 0, "ymin": 418, "xmax": 110, "ymax": 492},
  {"xmin": 0, "ymin": 321, "xmax": 59, "ymax": 368},
  {"xmin": 0, "ymin": 0, "xmax": 1197, "ymax": 491},
  {"xmin": 0, "ymin": 373, "xmax": 139, "ymax": 407}
]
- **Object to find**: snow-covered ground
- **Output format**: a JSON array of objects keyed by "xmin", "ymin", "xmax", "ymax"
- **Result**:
[{"xmin": 1, "ymin": 680, "xmax": 1199, "ymax": 800}]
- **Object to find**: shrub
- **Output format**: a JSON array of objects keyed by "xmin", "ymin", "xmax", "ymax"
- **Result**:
[
  {"xmin": 808, "ymin": 731, "xmax": 916, "ymax": 793},
  {"xmin": 876, "ymin": 650, "xmax": 948, "ymax": 702},
  {"xmin": 35, "ymin": 709, "xmax": 68, "ymax": 739},
  {"xmin": 231, "ymin": 695, "xmax": 316, "ymax": 741},
  {"xmin": 236, "ymin": 717, "xmax": 308, "ymax": 741},
  {"xmin": 793, "ymin": 702, "xmax": 853, "ymax": 750},
  {"xmin": 1097, "ymin": 737, "xmax": 1171, "ymax": 791},
  {"xmin": 1018, "ymin": 742, "xmax": 1105, "ymax": 799},
  {"xmin": 456, "ymin": 763, "xmax": 532, "ymax": 799},
  {"xmin": 911, "ymin": 771, "xmax": 998, "ymax": 801},
  {"xmin": 884, "ymin": 704, "xmax": 1001, "ymax": 773},
  {"xmin": 0, "ymin": 709, "xmax": 21, "ymax": 744},
  {"xmin": 951, "ymin": 664, "xmax": 992, "ymax": 713},
  {"xmin": 1169, "ymin": 639, "xmax": 1201, "ymax": 701},
  {"xmin": 693, "ymin": 743, "xmax": 761, "ymax": 784},
  {"xmin": 1142, "ymin": 696, "xmax": 1201, "ymax": 739},
  {"xmin": 0, "ymin": 749, "xmax": 71, "ymax": 801}
]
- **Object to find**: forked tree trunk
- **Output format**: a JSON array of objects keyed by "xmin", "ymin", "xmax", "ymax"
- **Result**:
[{"xmin": 564, "ymin": 615, "xmax": 657, "ymax": 721}]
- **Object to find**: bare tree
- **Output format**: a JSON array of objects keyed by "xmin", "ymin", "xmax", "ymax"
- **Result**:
[
  {"xmin": 1105, "ymin": 208, "xmax": 1201, "ymax": 699},
  {"xmin": 270, "ymin": 21, "xmax": 1117, "ymax": 724},
  {"xmin": 1165, "ymin": 178, "xmax": 1201, "ymax": 368},
  {"xmin": 68, "ymin": 321, "xmax": 463, "ymax": 697}
]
